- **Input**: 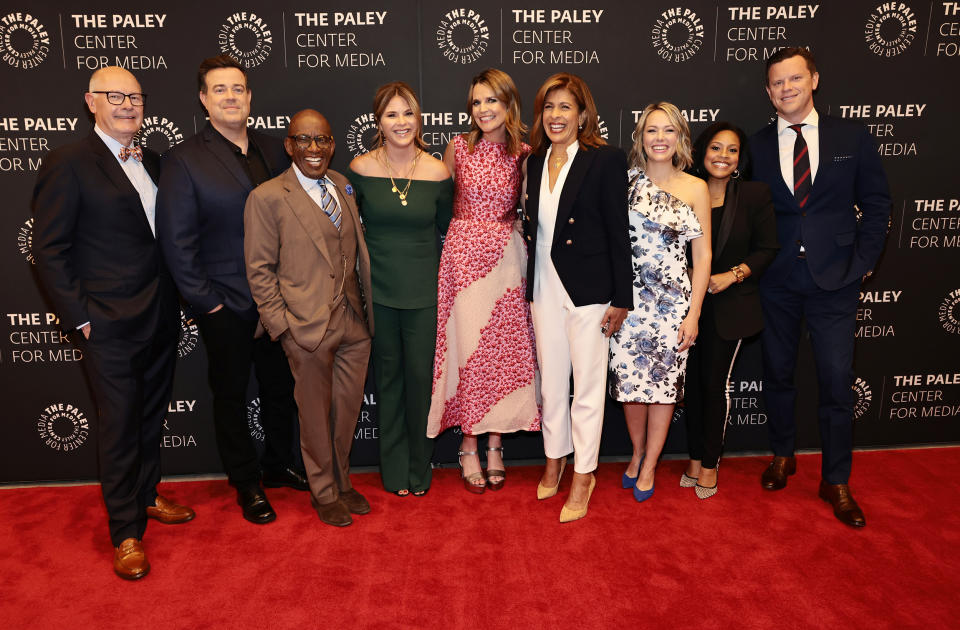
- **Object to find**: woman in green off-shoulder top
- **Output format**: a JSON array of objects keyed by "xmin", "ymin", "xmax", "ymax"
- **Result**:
[{"xmin": 347, "ymin": 81, "xmax": 452, "ymax": 497}]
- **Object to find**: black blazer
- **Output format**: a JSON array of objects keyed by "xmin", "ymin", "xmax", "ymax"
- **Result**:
[
  {"xmin": 32, "ymin": 131, "xmax": 176, "ymax": 341},
  {"xmin": 750, "ymin": 114, "xmax": 890, "ymax": 290},
  {"xmin": 523, "ymin": 144, "xmax": 633, "ymax": 309},
  {"xmin": 156, "ymin": 123, "xmax": 290, "ymax": 319},
  {"xmin": 707, "ymin": 180, "xmax": 779, "ymax": 340}
]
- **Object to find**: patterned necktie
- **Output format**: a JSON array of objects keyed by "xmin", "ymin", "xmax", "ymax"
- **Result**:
[
  {"xmin": 118, "ymin": 145, "xmax": 142, "ymax": 162},
  {"xmin": 789, "ymin": 124, "xmax": 811, "ymax": 208},
  {"xmin": 317, "ymin": 180, "xmax": 341, "ymax": 230}
]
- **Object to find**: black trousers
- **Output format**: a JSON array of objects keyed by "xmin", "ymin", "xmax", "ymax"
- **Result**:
[
  {"xmin": 80, "ymin": 323, "xmax": 176, "ymax": 546},
  {"xmin": 196, "ymin": 307, "xmax": 298, "ymax": 488},
  {"xmin": 684, "ymin": 300, "xmax": 742, "ymax": 469}
]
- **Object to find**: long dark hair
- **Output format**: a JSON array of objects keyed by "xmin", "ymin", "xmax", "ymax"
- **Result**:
[{"xmin": 689, "ymin": 121, "xmax": 752, "ymax": 182}]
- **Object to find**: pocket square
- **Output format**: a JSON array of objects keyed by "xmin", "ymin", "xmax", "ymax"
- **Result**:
[{"xmin": 834, "ymin": 155, "xmax": 853, "ymax": 162}]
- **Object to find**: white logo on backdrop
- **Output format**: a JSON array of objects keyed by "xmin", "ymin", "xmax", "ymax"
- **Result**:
[
  {"xmin": 218, "ymin": 12, "xmax": 273, "ymax": 68},
  {"xmin": 0, "ymin": 12, "xmax": 50, "ymax": 69},
  {"xmin": 436, "ymin": 8, "xmax": 489, "ymax": 64},
  {"xmin": 864, "ymin": 3, "xmax": 917, "ymax": 57},
  {"xmin": 346, "ymin": 112, "xmax": 379, "ymax": 157},
  {"xmin": 651, "ymin": 7, "xmax": 704, "ymax": 63},
  {"xmin": 37, "ymin": 402, "xmax": 89, "ymax": 452}
]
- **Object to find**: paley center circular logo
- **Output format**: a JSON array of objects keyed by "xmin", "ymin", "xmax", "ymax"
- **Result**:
[
  {"xmin": 218, "ymin": 12, "xmax": 273, "ymax": 68},
  {"xmin": 135, "ymin": 116, "xmax": 185, "ymax": 154},
  {"xmin": 864, "ymin": 2, "xmax": 917, "ymax": 57},
  {"xmin": 852, "ymin": 377, "xmax": 872, "ymax": 420},
  {"xmin": 938, "ymin": 289, "xmax": 960, "ymax": 335},
  {"xmin": 436, "ymin": 8, "xmax": 489, "ymax": 64},
  {"xmin": 651, "ymin": 7, "xmax": 704, "ymax": 63},
  {"xmin": 0, "ymin": 12, "xmax": 50, "ymax": 69},
  {"xmin": 17, "ymin": 216, "xmax": 34, "ymax": 264},
  {"xmin": 246, "ymin": 397, "xmax": 265, "ymax": 443},
  {"xmin": 177, "ymin": 309, "xmax": 199, "ymax": 359},
  {"xmin": 37, "ymin": 402, "xmax": 90, "ymax": 452},
  {"xmin": 346, "ymin": 112, "xmax": 379, "ymax": 157}
]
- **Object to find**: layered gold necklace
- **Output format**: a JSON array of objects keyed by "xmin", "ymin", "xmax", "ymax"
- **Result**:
[{"xmin": 380, "ymin": 148, "xmax": 421, "ymax": 207}]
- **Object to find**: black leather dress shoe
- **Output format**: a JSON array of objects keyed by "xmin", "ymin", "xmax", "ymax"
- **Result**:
[
  {"xmin": 760, "ymin": 456, "xmax": 797, "ymax": 490},
  {"xmin": 237, "ymin": 485, "xmax": 277, "ymax": 524},
  {"xmin": 818, "ymin": 481, "xmax": 866, "ymax": 528},
  {"xmin": 262, "ymin": 467, "xmax": 309, "ymax": 491}
]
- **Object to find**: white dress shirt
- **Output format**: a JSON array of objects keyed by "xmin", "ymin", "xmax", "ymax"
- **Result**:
[
  {"xmin": 292, "ymin": 164, "xmax": 341, "ymax": 218},
  {"xmin": 94, "ymin": 125, "xmax": 157, "ymax": 235},
  {"xmin": 776, "ymin": 108, "xmax": 819, "ymax": 193}
]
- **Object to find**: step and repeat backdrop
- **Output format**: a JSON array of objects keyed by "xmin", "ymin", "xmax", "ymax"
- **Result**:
[{"xmin": 1, "ymin": 1, "xmax": 958, "ymax": 482}]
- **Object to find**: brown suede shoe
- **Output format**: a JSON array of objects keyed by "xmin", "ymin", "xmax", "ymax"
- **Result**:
[
  {"xmin": 113, "ymin": 538, "xmax": 150, "ymax": 580},
  {"xmin": 311, "ymin": 496, "xmax": 352, "ymax": 527},
  {"xmin": 146, "ymin": 495, "xmax": 195, "ymax": 524},
  {"xmin": 760, "ymin": 456, "xmax": 797, "ymax": 490},
  {"xmin": 340, "ymin": 488, "xmax": 371, "ymax": 515},
  {"xmin": 818, "ymin": 481, "xmax": 866, "ymax": 528}
]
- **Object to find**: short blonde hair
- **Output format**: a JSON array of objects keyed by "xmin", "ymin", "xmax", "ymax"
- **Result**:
[{"xmin": 629, "ymin": 102, "xmax": 693, "ymax": 171}]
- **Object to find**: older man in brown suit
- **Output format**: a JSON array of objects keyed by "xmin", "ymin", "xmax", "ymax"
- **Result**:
[{"xmin": 244, "ymin": 109, "xmax": 374, "ymax": 527}]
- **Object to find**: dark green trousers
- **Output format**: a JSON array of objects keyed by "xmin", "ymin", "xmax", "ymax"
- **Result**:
[{"xmin": 371, "ymin": 303, "xmax": 436, "ymax": 493}]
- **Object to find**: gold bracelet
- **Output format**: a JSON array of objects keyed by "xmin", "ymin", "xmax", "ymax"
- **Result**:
[{"xmin": 730, "ymin": 265, "xmax": 745, "ymax": 283}]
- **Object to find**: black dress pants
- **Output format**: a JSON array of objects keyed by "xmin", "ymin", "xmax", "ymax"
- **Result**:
[{"xmin": 196, "ymin": 307, "xmax": 297, "ymax": 488}]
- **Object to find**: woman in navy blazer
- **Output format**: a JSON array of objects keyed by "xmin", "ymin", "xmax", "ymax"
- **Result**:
[
  {"xmin": 523, "ymin": 73, "xmax": 632, "ymax": 522},
  {"xmin": 681, "ymin": 122, "xmax": 779, "ymax": 499}
]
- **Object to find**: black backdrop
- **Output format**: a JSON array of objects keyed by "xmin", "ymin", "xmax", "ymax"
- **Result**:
[{"xmin": 2, "ymin": 1, "xmax": 958, "ymax": 483}]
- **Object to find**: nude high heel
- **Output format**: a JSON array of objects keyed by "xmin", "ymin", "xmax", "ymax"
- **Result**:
[
  {"xmin": 559, "ymin": 473, "xmax": 596, "ymax": 523},
  {"xmin": 536, "ymin": 458, "xmax": 566, "ymax": 500}
]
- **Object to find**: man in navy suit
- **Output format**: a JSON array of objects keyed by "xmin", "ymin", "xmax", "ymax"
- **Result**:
[
  {"xmin": 750, "ymin": 48, "xmax": 890, "ymax": 527},
  {"xmin": 33, "ymin": 67, "xmax": 194, "ymax": 580},
  {"xmin": 156, "ymin": 55, "xmax": 304, "ymax": 525}
]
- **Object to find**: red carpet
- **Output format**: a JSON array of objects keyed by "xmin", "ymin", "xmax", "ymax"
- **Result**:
[{"xmin": 2, "ymin": 448, "xmax": 958, "ymax": 629}]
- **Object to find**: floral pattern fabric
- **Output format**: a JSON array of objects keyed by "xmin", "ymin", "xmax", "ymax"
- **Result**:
[
  {"xmin": 426, "ymin": 135, "xmax": 541, "ymax": 436},
  {"xmin": 609, "ymin": 169, "xmax": 703, "ymax": 403}
]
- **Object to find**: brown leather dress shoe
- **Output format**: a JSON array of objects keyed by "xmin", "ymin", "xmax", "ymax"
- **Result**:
[
  {"xmin": 340, "ymin": 488, "xmax": 371, "ymax": 515},
  {"xmin": 311, "ymin": 495, "xmax": 352, "ymax": 527},
  {"xmin": 818, "ymin": 481, "xmax": 866, "ymax": 528},
  {"xmin": 113, "ymin": 538, "xmax": 150, "ymax": 580},
  {"xmin": 146, "ymin": 495, "xmax": 196, "ymax": 524},
  {"xmin": 760, "ymin": 456, "xmax": 797, "ymax": 490}
]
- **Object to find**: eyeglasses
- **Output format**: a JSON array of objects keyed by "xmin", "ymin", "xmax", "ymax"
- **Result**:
[
  {"xmin": 90, "ymin": 91, "xmax": 147, "ymax": 106},
  {"xmin": 288, "ymin": 134, "xmax": 334, "ymax": 149}
]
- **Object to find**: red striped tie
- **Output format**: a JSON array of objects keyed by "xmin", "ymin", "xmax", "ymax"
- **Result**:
[{"xmin": 789, "ymin": 124, "xmax": 810, "ymax": 208}]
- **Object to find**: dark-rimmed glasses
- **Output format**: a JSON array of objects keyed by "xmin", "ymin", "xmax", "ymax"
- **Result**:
[
  {"xmin": 288, "ymin": 134, "xmax": 334, "ymax": 149},
  {"xmin": 90, "ymin": 91, "xmax": 147, "ymax": 106}
]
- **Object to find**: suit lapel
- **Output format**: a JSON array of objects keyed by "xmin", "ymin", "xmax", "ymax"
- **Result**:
[
  {"xmin": 142, "ymin": 149, "xmax": 161, "ymax": 185},
  {"xmin": 87, "ymin": 132, "xmax": 154, "ymax": 234},
  {"xmin": 554, "ymin": 147, "xmax": 595, "ymax": 247},
  {"xmin": 810, "ymin": 114, "xmax": 834, "ymax": 198},
  {"xmin": 201, "ymin": 123, "xmax": 253, "ymax": 190},
  {"xmin": 715, "ymin": 180, "xmax": 738, "ymax": 259},
  {"xmin": 759, "ymin": 124, "xmax": 793, "ymax": 203},
  {"xmin": 526, "ymin": 154, "xmax": 544, "ymax": 227},
  {"xmin": 282, "ymin": 168, "xmax": 336, "ymax": 270}
]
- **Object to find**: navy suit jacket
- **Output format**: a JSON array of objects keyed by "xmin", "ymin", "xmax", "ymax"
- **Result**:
[
  {"xmin": 156, "ymin": 123, "xmax": 290, "ymax": 319},
  {"xmin": 32, "ymin": 131, "xmax": 176, "ymax": 341},
  {"xmin": 749, "ymin": 114, "xmax": 890, "ymax": 290},
  {"xmin": 523, "ymin": 144, "xmax": 633, "ymax": 309}
]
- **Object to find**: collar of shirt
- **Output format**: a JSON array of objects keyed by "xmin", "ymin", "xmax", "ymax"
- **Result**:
[
  {"xmin": 545, "ymin": 140, "xmax": 580, "ymax": 165},
  {"xmin": 776, "ymin": 108, "xmax": 819, "ymax": 136},
  {"xmin": 94, "ymin": 124, "xmax": 137, "ymax": 164},
  {"xmin": 292, "ymin": 163, "xmax": 335, "ymax": 193}
]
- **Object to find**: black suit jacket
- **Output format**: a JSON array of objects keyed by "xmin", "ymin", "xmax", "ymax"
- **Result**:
[
  {"xmin": 523, "ymin": 144, "xmax": 633, "ymax": 309},
  {"xmin": 750, "ymin": 114, "xmax": 890, "ymax": 290},
  {"xmin": 156, "ymin": 123, "xmax": 290, "ymax": 319},
  {"xmin": 707, "ymin": 180, "xmax": 779, "ymax": 340},
  {"xmin": 32, "ymin": 130, "xmax": 176, "ymax": 341}
]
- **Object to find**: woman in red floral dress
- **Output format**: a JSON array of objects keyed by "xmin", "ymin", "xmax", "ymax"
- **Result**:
[{"xmin": 426, "ymin": 69, "xmax": 541, "ymax": 494}]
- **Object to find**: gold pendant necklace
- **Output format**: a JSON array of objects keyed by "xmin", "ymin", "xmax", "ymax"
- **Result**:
[{"xmin": 381, "ymin": 149, "xmax": 420, "ymax": 207}]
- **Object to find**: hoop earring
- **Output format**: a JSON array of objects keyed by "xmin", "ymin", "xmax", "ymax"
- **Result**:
[{"xmin": 732, "ymin": 169, "xmax": 741, "ymax": 179}]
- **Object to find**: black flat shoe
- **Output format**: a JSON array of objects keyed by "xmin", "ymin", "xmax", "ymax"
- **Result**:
[
  {"xmin": 262, "ymin": 467, "xmax": 309, "ymax": 491},
  {"xmin": 237, "ymin": 485, "xmax": 277, "ymax": 524}
]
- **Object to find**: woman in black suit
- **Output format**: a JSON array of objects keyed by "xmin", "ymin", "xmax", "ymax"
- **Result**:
[
  {"xmin": 682, "ymin": 122, "xmax": 779, "ymax": 498},
  {"xmin": 523, "ymin": 73, "xmax": 633, "ymax": 522}
]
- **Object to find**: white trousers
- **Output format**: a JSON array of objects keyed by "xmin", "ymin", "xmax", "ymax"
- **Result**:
[{"xmin": 531, "ymin": 245, "xmax": 610, "ymax": 474}]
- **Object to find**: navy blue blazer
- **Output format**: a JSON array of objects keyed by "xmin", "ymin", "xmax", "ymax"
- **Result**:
[
  {"xmin": 523, "ymin": 144, "xmax": 633, "ymax": 309},
  {"xmin": 156, "ymin": 123, "xmax": 290, "ymax": 319},
  {"xmin": 32, "ymin": 131, "xmax": 176, "ymax": 341},
  {"xmin": 749, "ymin": 114, "xmax": 890, "ymax": 290}
]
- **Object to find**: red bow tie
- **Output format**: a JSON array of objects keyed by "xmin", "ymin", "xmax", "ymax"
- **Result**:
[{"xmin": 119, "ymin": 146, "xmax": 143, "ymax": 162}]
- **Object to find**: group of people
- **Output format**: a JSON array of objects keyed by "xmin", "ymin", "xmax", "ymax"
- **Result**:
[{"xmin": 30, "ymin": 46, "xmax": 890, "ymax": 580}]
